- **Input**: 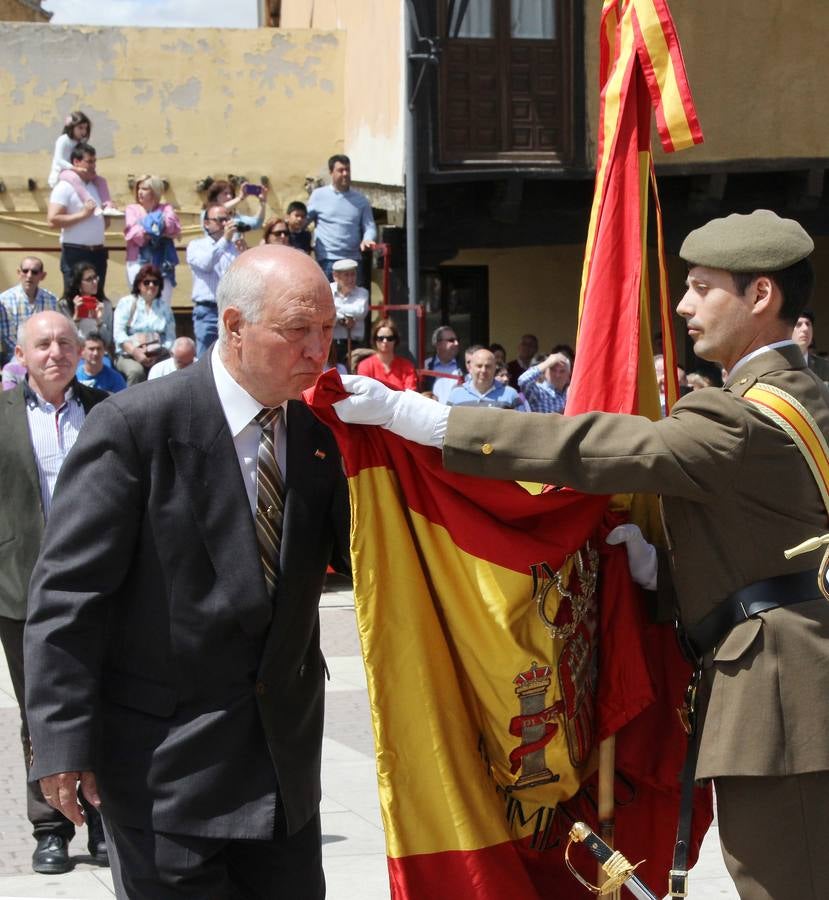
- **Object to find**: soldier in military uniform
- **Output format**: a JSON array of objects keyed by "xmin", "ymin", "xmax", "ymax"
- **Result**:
[{"xmin": 334, "ymin": 210, "xmax": 829, "ymax": 900}]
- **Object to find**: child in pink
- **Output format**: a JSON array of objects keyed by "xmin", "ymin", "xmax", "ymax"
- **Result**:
[{"xmin": 48, "ymin": 111, "xmax": 120, "ymax": 213}]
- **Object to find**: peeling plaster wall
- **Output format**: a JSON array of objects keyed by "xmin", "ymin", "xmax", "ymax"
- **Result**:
[
  {"xmin": 280, "ymin": 0, "xmax": 405, "ymax": 189},
  {"xmin": 0, "ymin": 23, "xmax": 347, "ymax": 304}
]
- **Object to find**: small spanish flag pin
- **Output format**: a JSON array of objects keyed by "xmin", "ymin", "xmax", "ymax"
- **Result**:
[{"xmin": 314, "ymin": 449, "xmax": 326, "ymax": 460}]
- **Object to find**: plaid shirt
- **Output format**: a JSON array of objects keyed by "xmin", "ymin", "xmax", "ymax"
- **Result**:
[
  {"xmin": 0, "ymin": 285, "xmax": 59, "ymax": 364},
  {"xmin": 517, "ymin": 364, "xmax": 567, "ymax": 413}
]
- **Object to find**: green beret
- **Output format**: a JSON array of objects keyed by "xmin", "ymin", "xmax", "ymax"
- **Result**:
[{"xmin": 680, "ymin": 209, "xmax": 814, "ymax": 272}]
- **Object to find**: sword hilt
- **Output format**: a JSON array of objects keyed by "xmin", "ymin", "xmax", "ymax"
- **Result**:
[{"xmin": 565, "ymin": 823, "xmax": 652, "ymax": 898}]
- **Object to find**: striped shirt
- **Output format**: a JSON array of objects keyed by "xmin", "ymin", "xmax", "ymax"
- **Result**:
[
  {"xmin": 23, "ymin": 379, "xmax": 86, "ymax": 520},
  {"xmin": 0, "ymin": 285, "xmax": 59, "ymax": 364}
]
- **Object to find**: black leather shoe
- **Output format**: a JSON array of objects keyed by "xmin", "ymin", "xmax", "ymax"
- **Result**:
[
  {"xmin": 87, "ymin": 814, "xmax": 109, "ymax": 865},
  {"xmin": 32, "ymin": 834, "xmax": 71, "ymax": 874},
  {"xmin": 87, "ymin": 838, "xmax": 108, "ymax": 864}
]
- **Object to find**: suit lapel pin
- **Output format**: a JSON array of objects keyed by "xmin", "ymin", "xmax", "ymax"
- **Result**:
[{"xmin": 314, "ymin": 449, "xmax": 327, "ymax": 460}]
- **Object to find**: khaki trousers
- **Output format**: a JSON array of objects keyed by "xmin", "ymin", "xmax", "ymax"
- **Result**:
[{"xmin": 716, "ymin": 771, "xmax": 829, "ymax": 900}]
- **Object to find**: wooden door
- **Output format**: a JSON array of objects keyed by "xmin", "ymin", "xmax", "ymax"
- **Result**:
[{"xmin": 439, "ymin": 0, "xmax": 571, "ymax": 165}]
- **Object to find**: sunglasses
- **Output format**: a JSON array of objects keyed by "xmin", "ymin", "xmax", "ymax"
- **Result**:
[
  {"xmin": 272, "ymin": 230, "xmax": 290, "ymax": 237},
  {"xmin": 82, "ymin": 274, "xmax": 100, "ymax": 281},
  {"xmin": 209, "ymin": 217, "xmax": 231, "ymax": 223},
  {"xmin": 142, "ymin": 279, "xmax": 160, "ymax": 287},
  {"xmin": 20, "ymin": 267, "xmax": 43, "ymax": 275},
  {"xmin": 376, "ymin": 335, "xmax": 396, "ymax": 343}
]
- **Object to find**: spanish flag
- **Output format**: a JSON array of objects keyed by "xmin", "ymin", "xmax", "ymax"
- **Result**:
[
  {"xmin": 308, "ymin": 0, "xmax": 712, "ymax": 895},
  {"xmin": 309, "ymin": 374, "xmax": 711, "ymax": 898}
]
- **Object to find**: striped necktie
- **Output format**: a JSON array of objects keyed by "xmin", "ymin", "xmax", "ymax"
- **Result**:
[{"xmin": 254, "ymin": 406, "xmax": 285, "ymax": 597}]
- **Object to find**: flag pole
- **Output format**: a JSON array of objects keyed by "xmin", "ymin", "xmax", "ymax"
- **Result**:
[{"xmin": 597, "ymin": 734, "xmax": 620, "ymax": 899}]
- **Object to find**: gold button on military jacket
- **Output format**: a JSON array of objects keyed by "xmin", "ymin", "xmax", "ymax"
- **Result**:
[{"xmin": 443, "ymin": 344, "xmax": 829, "ymax": 780}]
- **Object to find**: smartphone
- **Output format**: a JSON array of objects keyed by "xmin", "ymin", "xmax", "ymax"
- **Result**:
[
  {"xmin": 77, "ymin": 295, "xmax": 98, "ymax": 319},
  {"xmin": 243, "ymin": 183, "xmax": 263, "ymax": 197}
]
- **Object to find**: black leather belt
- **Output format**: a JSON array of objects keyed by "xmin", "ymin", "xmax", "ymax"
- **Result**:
[
  {"xmin": 685, "ymin": 568, "xmax": 821, "ymax": 659},
  {"xmin": 63, "ymin": 242, "xmax": 106, "ymax": 251}
]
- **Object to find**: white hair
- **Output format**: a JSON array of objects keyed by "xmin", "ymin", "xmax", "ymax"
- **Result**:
[{"xmin": 216, "ymin": 263, "xmax": 267, "ymax": 343}]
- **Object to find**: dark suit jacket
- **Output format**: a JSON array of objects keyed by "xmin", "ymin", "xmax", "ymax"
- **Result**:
[
  {"xmin": 24, "ymin": 355, "xmax": 349, "ymax": 838},
  {"xmin": 0, "ymin": 380, "xmax": 106, "ymax": 621},
  {"xmin": 807, "ymin": 351, "xmax": 829, "ymax": 383}
]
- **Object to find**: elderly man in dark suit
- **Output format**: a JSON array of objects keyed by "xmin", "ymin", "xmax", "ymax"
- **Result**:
[
  {"xmin": 333, "ymin": 211, "xmax": 829, "ymax": 900},
  {"xmin": 0, "ymin": 311, "xmax": 108, "ymax": 874},
  {"xmin": 24, "ymin": 246, "xmax": 349, "ymax": 898}
]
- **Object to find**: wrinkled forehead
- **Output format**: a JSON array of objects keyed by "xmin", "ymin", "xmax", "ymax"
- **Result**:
[{"xmin": 269, "ymin": 281, "xmax": 335, "ymax": 319}]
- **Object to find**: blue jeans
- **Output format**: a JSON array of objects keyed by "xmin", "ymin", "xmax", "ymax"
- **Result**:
[{"xmin": 192, "ymin": 302, "xmax": 218, "ymax": 358}]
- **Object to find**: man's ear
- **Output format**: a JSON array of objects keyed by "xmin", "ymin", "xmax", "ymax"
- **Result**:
[
  {"xmin": 222, "ymin": 307, "xmax": 243, "ymax": 344},
  {"xmin": 750, "ymin": 275, "xmax": 777, "ymax": 316}
]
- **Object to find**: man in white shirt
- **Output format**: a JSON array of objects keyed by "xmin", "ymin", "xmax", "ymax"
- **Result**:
[
  {"xmin": 46, "ymin": 143, "xmax": 110, "ymax": 299},
  {"xmin": 148, "ymin": 336, "xmax": 197, "ymax": 379},
  {"xmin": 330, "ymin": 258, "xmax": 369, "ymax": 365}
]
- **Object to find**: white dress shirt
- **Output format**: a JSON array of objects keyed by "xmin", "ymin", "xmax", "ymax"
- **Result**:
[{"xmin": 211, "ymin": 345, "xmax": 287, "ymax": 515}]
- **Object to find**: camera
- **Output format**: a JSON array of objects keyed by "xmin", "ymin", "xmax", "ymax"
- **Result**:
[
  {"xmin": 242, "ymin": 183, "xmax": 263, "ymax": 197},
  {"xmin": 235, "ymin": 222, "xmax": 252, "ymax": 233}
]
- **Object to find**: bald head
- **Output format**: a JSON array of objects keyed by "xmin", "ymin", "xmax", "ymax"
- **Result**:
[
  {"xmin": 217, "ymin": 246, "xmax": 335, "ymax": 406},
  {"xmin": 169, "ymin": 336, "xmax": 196, "ymax": 369},
  {"xmin": 15, "ymin": 311, "xmax": 81, "ymax": 404},
  {"xmin": 469, "ymin": 348, "xmax": 496, "ymax": 394}
]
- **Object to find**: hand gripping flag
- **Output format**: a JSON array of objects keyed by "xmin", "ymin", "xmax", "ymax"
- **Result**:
[{"xmin": 307, "ymin": 1, "xmax": 711, "ymax": 896}]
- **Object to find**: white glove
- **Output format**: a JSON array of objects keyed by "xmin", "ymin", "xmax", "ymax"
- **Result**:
[
  {"xmin": 606, "ymin": 524, "xmax": 658, "ymax": 590},
  {"xmin": 334, "ymin": 375, "xmax": 448, "ymax": 446},
  {"xmin": 333, "ymin": 375, "xmax": 399, "ymax": 428}
]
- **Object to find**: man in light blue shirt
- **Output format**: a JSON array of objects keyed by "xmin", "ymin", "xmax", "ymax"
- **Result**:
[
  {"xmin": 307, "ymin": 155, "xmax": 377, "ymax": 284},
  {"xmin": 447, "ymin": 347, "xmax": 523, "ymax": 410},
  {"xmin": 186, "ymin": 205, "xmax": 243, "ymax": 356}
]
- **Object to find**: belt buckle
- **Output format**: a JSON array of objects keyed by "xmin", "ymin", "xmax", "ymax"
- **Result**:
[{"xmin": 668, "ymin": 868, "xmax": 689, "ymax": 897}]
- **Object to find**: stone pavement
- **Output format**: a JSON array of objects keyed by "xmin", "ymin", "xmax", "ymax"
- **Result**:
[{"xmin": 0, "ymin": 575, "xmax": 735, "ymax": 899}]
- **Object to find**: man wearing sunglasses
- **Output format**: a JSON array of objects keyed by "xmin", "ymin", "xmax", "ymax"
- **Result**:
[
  {"xmin": 0, "ymin": 257, "xmax": 59, "ymax": 365},
  {"xmin": 186, "ymin": 204, "xmax": 244, "ymax": 357}
]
